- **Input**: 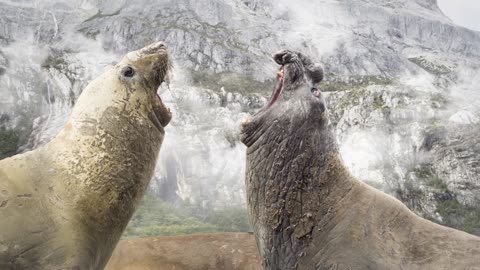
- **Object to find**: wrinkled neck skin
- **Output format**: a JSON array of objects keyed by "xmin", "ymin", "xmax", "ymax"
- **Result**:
[
  {"xmin": 43, "ymin": 67, "xmax": 164, "ymax": 267},
  {"xmin": 242, "ymin": 53, "xmax": 354, "ymax": 270}
]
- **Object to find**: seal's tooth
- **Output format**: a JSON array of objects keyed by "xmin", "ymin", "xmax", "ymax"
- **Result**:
[
  {"xmin": 276, "ymin": 69, "xmax": 284, "ymax": 80},
  {"xmin": 242, "ymin": 116, "xmax": 251, "ymax": 124}
]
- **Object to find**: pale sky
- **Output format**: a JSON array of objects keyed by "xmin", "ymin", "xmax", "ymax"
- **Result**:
[{"xmin": 438, "ymin": 0, "xmax": 480, "ymax": 31}]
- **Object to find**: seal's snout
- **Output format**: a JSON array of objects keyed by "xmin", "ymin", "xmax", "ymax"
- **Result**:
[
  {"xmin": 123, "ymin": 41, "xmax": 172, "ymax": 132},
  {"xmin": 273, "ymin": 50, "xmax": 296, "ymax": 65},
  {"xmin": 141, "ymin": 42, "xmax": 170, "ymax": 89},
  {"xmin": 139, "ymin": 41, "xmax": 167, "ymax": 56}
]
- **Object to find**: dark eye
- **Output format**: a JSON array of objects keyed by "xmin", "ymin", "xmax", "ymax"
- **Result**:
[
  {"xmin": 311, "ymin": 88, "xmax": 321, "ymax": 97},
  {"xmin": 122, "ymin": 66, "xmax": 135, "ymax": 77}
]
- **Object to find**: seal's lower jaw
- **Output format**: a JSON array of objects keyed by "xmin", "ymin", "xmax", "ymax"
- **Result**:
[
  {"xmin": 240, "ymin": 67, "xmax": 284, "ymax": 145},
  {"xmin": 149, "ymin": 93, "xmax": 172, "ymax": 133}
]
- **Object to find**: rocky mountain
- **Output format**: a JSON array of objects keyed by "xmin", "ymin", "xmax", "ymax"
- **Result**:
[{"xmin": 0, "ymin": 0, "xmax": 479, "ymax": 235}]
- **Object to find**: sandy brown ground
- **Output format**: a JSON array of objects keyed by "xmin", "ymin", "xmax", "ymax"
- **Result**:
[{"xmin": 105, "ymin": 233, "xmax": 262, "ymax": 270}]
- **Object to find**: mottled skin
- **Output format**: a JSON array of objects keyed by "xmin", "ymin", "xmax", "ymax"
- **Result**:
[
  {"xmin": 0, "ymin": 42, "xmax": 172, "ymax": 270},
  {"xmin": 105, "ymin": 233, "xmax": 262, "ymax": 270},
  {"xmin": 241, "ymin": 50, "xmax": 480, "ymax": 270}
]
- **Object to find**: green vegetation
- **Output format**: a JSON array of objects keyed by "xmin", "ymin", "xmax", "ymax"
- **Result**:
[
  {"xmin": 189, "ymin": 69, "xmax": 273, "ymax": 95},
  {"xmin": 401, "ymin": 177, "xmax": 425, "ymax": 199},
  {"xmin": 41, "ymin": 54, "xmax": 68, "ymax": 70},
  {"xmin": 425, "ymin": 176, "xmax": 448, "ymax": 192},
  {"xmin": 408, "ymin": 57, "xmax": 451, "ymax": 75},
  {"xmin": 436, "ymin": 199, "xmax": 480, "ymax": 235},
  {"xmin": 372, "ymin": 93, "xmax": 387, "ymax": 110},
  {"xmin": 412, "ymin": 164, "xmax": 448, "ymax": 192},
  {"xmin": 331, "ymin": 87, "xmax": 367, "ymax": 113},
  {"xmin": 41, "ymin": 53, "xmax": 79, "ymax": 85},
  {"xmin": 123, "ymin": 192, "xmax": 251, "ymax": 239},
  {"xmin": 322, "ymin": 75, "xmax": 392, "ymax": 92},
  {"xmin": 402, "ymin": 163, "xmax": 480, "ymax": 235},
  {"xmin": 0, "ymin": 128, "xmax": 19, "ymax": 159}
]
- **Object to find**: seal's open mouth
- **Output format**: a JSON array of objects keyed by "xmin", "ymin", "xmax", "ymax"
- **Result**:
[
  {"xmin": 267, "ymin": 67, "xmax": 284, "ymax": 109},
  {"xmin": 132, "ymin": 41, "xmax": 172, "ymax": 132},
  {"xmin": 240, "ymin": 66, "xmax": 286, "ymax": 146},
  {"xmin": 149, "ymin": 91, "xmax": 172, "ymax": 132},
  {"xmin": 254, "ymin": 67, "xmax": 284, "ymax": 116},
  {"xmin": 241, "ymin": 66, "xmax": 285, "ymax": 129}
]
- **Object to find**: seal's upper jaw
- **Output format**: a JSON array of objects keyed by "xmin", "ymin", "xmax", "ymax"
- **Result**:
[
  {"xmin": 138, "ymin": 42, "xmax": 167, "ymax": 57},
  {"xmin": 127, "ymin": 41, "xmax": 167, "ymax": 60},
  {"xmin": 125, "ymin": 41, "xmax": 171, "ymax": 91}
]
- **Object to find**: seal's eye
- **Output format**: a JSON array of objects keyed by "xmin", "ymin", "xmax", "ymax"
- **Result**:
[
  {"xmin": 122, "ymin": 66, "xmax": 135, "ymax": 78},
  {"xmin": 311, "ymin": 88, "xmax": 321, "ymax": 97}
]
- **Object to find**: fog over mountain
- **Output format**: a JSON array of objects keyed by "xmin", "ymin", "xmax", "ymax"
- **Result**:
[{"xmin": 0, "ymin": 0, "xmax": 479, "ymax": 235}]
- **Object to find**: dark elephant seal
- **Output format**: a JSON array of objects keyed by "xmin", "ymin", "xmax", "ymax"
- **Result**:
[
  {"xmin": 0, "ymin": 42, "xmax": 172, "ymax": 270},
  {"xmin": 240, "ymin": 50, "xmax": 480, "ymax": 270}
]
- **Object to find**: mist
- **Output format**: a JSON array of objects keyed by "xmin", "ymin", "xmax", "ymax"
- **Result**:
[{"xmin": 0, "ymin": 0, "xmax": 479, "ymax": 236}]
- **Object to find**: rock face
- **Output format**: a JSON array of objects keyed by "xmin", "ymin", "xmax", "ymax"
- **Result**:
[{"xmin": 0, "ymin": 0, "xmax": 479, "ymax": 234}]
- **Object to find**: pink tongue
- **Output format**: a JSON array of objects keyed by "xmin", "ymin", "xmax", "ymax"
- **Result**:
[{"xmin": 267, "ymin": 78, "xmax": 283, "ymax": 109}]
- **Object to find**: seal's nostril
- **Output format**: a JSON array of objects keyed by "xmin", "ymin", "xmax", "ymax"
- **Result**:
[
  {"xmin": 150, "ymin": 42, "xmax": 166, "ymax": 51},
  {"xmin": 140, "ymin": 42, "xmax": 167, "ymax": 55},
  {"xmin": 273, "ymin": 49, "xmax": 299, "ymax": 65}
]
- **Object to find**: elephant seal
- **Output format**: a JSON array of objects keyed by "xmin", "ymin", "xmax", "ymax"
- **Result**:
[
  {"xmin": 0, "ymin": 42, "xmax": 172, "ymax": 270},
  {"xmin": 240, "ymin": 50, "xmax": 480, "ymax": 270},
  {"xmin": 105, "ymin": 233, "xmax": 262, "ymax": 270}
]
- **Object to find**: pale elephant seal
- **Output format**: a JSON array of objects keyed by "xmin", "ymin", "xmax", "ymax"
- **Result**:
[
  {"xmin": 240, "ymin": 50, "xmax": 480, "ymax": 270},
  {"xmin": 105, "ymin": 233, "xmax": 262, "ymax": 270},
  {"xmin": 0, "ymin": 42, "xmax": 172, "ymax": 270}
]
